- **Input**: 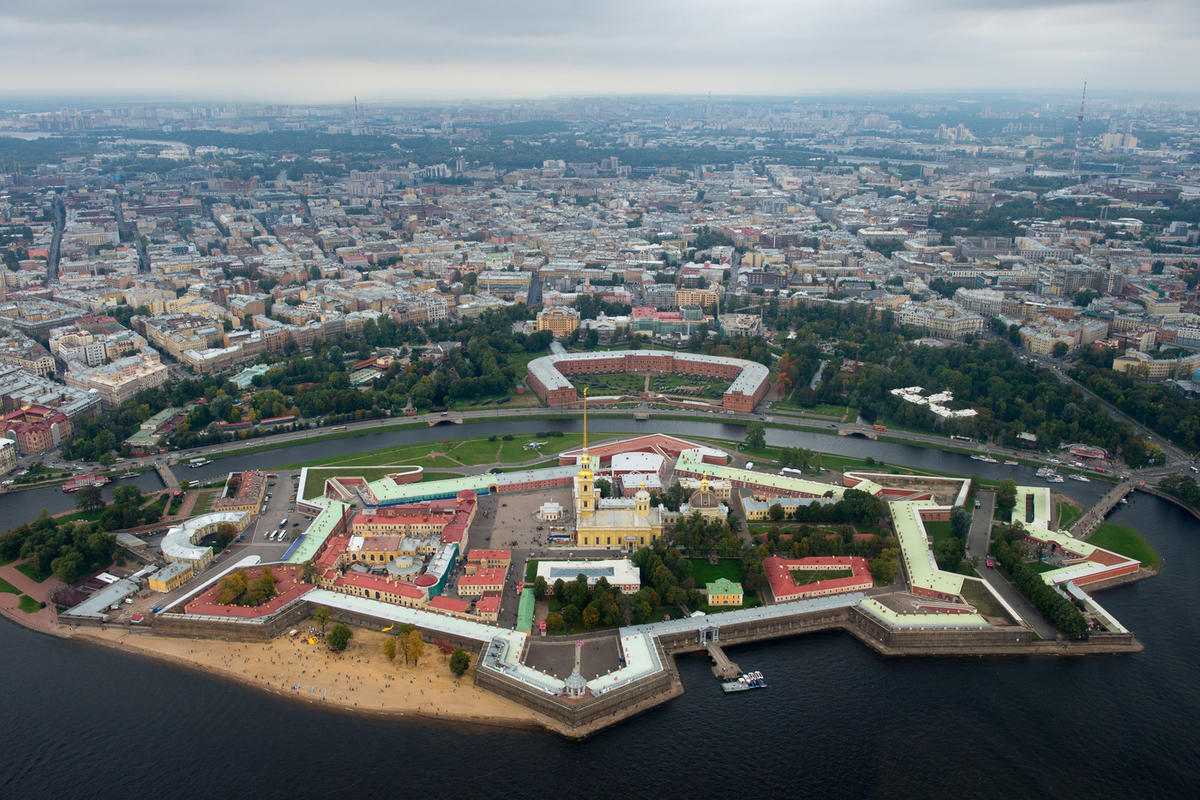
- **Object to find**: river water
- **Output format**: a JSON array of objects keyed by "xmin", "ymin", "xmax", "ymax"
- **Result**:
[{"xmin": 1, "ymin": 419, "xmax": 1196, "ymax": 799}]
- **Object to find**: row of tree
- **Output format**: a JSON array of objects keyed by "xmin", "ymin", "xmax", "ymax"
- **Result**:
[{"xmin": 991, "ymin": 526, "xmax": 1088, "ymax": 638}]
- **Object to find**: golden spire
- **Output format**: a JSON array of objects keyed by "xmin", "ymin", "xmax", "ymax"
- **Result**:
[{"xmin": 582, "ymin": 385, "xmax": 588, "ymax": 452}]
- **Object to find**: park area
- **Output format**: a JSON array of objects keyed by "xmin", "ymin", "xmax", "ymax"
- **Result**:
[{"xmin": 1088, "ymin": 523, "xmax": 1161, "ymax": 569}]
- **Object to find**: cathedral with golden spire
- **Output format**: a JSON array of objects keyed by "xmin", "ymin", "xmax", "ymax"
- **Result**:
[{"xmin": 573, "ymin": 386, "xmax": 666, "ymax": 551}]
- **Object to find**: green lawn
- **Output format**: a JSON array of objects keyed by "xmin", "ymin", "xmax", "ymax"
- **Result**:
[
  {"xmin": 421, "ymin": 471, "xmax": 467, "ymax": 482},
  {"xmin": 301, "ymin": 466, "xmax": 468, "ymax": 499},
  {"xmin": 689, "ymin": 558, "xmax": 746, "ymax": 586},
  {"xmin": 1029, "ymin": 561, "xmax": 1058, "ymax": 573},
  {"xmin": 524, "ymin": 560, "xmax": 539, "ymax": 582},
  {"xmin": 923, "ymin": 520, "xmax": 954, "ymax": 545},
  {"xmin": 1088, "ymin": 523, "xmax": 1161, "ymax": 569},
  {"xmin": 1056, "ymin": 500, "xmax": 1082, "ymax": 529},
  {"xmin": 286, "ymin": 433, "xmax": 598, "ymax": 471},
  {"xmin": 15, "ymin": 562, "xmax": 48, "ymax": 583},
  {"xmin": 17, "ymin": 595, "xmax": 42, "ymax": 613},
  {"xmin": 191, "ymin": 490, "xmax": 218, "ymax": 514},
  {"xmin": 52, "ymin": 507, "xmax": 107, "ymax": 524},
  {"xmin": 959, "ymin": 578, "xmax": 1010, "ymax": 621},
  {"xmin": 0, "ymin": 576, "xmax": 20, "ymax": 595}
]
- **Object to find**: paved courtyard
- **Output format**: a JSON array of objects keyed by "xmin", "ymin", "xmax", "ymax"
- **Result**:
[
  {"xmin": 524, "ymin": 635, "xmax": 623, "ymax": 679},
  {"xmin": 471, "ymin": 487, "xmax": 574, "ymax": 550}
]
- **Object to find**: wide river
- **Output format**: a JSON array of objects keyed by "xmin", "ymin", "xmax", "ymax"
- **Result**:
[{"xmin": 1, "ymin": 418, "xmax": 1196, "ymax": 798}]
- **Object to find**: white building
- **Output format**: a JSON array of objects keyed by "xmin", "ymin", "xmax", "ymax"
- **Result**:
[{"xmin": 536, "ymin": 559, "xmax": 641, "ymax": 593}]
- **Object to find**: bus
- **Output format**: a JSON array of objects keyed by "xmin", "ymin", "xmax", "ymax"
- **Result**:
[
  {"xmin": 548, "ymin": 532, "xmax": 572, "ymax": 543},
  {"xmin": 950, "ymin": 435, "xmax": 972, "ymax": 442},
  {"xmin": 781, "ymin": 467, "xmax": 804, "ymax": 476},
  {"xmin": 330, "ymin": 425, "xmax": 347, "ymax": 432}
]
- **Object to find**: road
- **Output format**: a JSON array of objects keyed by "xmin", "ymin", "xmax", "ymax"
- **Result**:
[
  {"xmin": 967, "ymin": 489, "xmax": 1057, "ymax": 640},
  {"xmin": 46, "ymin": 196, "xmax": 64, "ymax": 285}
]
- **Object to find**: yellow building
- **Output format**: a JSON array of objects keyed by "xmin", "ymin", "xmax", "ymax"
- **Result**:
[
  {"xmin": 705, "ymin": 578, "xmax": 744, "ymax": 606},
  {"xmin": 675, "ymin": 288, "xmax": 721, "ymax": 308},
  {"xmin": 536, "ymin": 305, "xmax": 581, "ymax": 338},
  {"xmin": 148, "ymin": 561, "xmax": 194, "ymax": 592},
  {"xmin": 573, "ymin": 390, "xmax": 665, "ymax": 550}
]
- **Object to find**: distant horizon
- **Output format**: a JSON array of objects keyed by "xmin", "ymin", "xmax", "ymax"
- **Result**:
[{"xmin": 2, "ymin": 88, "xmax": 1200, "ymax": 113}]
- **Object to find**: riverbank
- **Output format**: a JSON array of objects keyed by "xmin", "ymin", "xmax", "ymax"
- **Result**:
[{"xmin": 73, "ymin": 623, "xmax": 545, "ymax": 731}]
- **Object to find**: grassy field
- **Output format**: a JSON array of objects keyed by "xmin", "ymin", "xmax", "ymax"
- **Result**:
[
  {"xmin": 689, "ymin": 558, "xmax": 746, "ymax": 586},
  {"xmin": 191, "ymin": 490, "xmax": 218, "ymax": 515},
  {"xmin": 285, "ymin": 433, "xmax": 596, "ymax": 471},
  {"xmin": 0, "ymin": 576, "xmax": 20, "ymax": 595},
  {"xmin": 923, "ymin": 520, "xmax": 954, "ymax": 544},
  {"xmin": 17, "ymin": 595, "xmax": 42, "ymax": 613},
  {"xmin": 15, "ymin": 562, "xmax": 47, "ymax": 583},
  {"xmin": 52, "ymin": 507, "xmax": 107, "ymax": 524},
  {"xmin": 1055, "ymin": 499, "xmax": 1083, "ymax": 529},
  {"xmin": 1088, "ymin": 523, "xmax": 1161, "ymax": 569},
  {"xmin": 301, "ymin": 466, "xmax": 465, "ymax": 500},
  {"xmin": 960, "ymin": 578, "xmax": 1010, "ymax": 621},
  {"xmin": 651, "ymin": 374, "xmax": 728, "ymax": 399}
]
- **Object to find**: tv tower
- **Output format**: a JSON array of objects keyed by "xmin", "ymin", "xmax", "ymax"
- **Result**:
[{"xmin": 1071, "ymin": 81, "xmax": 1087, "ymax": 176}]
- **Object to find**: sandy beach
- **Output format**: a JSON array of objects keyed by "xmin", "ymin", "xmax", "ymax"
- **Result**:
[{"xmin": 75, "ymin": 620, "xmax": 542, "ymax": 730}]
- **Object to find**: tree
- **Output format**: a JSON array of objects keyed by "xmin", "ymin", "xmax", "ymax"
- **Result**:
[
  {"xmin": 74, "ymin": 485, "xmax": 103, "ymax": 510},
  {"xmin": 996, "ymin": 479, "xmax": 1018, "ymax": 516},
  {"xmin": 406, "ymin": 630, "xmax": 425, "ymax": 666},
  {"xmin": 382, "ymin": 636, "xmax": 397, "ymax": 661},
  {"xmin": 313, "ymin": 605, "xmax": 331, "ymax": 634},
  {"xmin": 546, "ymin": 612, "xmax": 567, "ymax": 634},
  {"xmin": 1052, "ymin": 341, "xmax": 1070, "ymax": 359},
  {"xmin": 533, "ymin": 575, "xmax": 548, "ymax": 597},
  {"xmin": 768, "ymin": 503, "xmax": 785, "ymax": 522},
  {"xmin": 743, "ymin": 421, "xmax": 766, "ymax": 451},
  {"xmin": 326, "ymin": 623, "xmax": 352, "ymax": 652},
  {"xmin": 301, "ymin": 559, "xmax": 317, "ymax": 583},
  {"xmin": 449, "ymin": 647, "xmax": 470, "ymax": 677}
]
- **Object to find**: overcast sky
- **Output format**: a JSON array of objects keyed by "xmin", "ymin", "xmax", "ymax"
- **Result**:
[{"xmin": 0, "ymin": 0, "xmax": 1195, "ymax": 102}]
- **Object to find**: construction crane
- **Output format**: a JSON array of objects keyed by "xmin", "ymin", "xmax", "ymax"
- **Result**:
[{"xmin": 1071, "ymin": 81, "xmax": 1088, "ymax": 176}]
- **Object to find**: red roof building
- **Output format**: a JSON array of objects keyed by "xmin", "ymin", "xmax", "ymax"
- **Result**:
[
  {"xmin": 474, "ymin": 594, "xmax": 501, "ymax": 621},
  {"xmin": 763, "ymin": 555, "xmax": 874, "ymax": 603},
  {"xmin": 333, "ymin": 572, "xmax": 424, "ymax": 606},
  {"xmin": 456, "ymin": 568, "xmax": 506, "ymax": 597}
]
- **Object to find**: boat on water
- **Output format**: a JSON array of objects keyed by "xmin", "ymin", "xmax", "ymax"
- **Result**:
[
  {"xmin": 969, "ymin": 454, "xmax": 999, "ymax": 463},
  {"xmin": 1045, "ymin": 473, "xmax": 1065, "ymax": 483},
  {"xmin": 62, "ymin": 473, "xmax": 110, "ymax": 493},
  {"xmin": 1003, "ymin": 460, "xmax": 1019, "ymax": 466},
  {"xmin": 1036, "ymin": 466, "xmax": 1054, "ymax": 477},
  {"xmin": 187, "ymin": 458, "xmax": 211, "ymax": 469},
  {"xmin": 722, "ymin": 671, "xmax": 767, "ymax": 693},
  {"xmin": 1067, "ymin": 473, "xmax": 1090, "ymax": 482}
]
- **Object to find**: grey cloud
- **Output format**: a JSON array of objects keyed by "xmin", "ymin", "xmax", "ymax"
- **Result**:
[{"xmin": 0, "ymin": 0, "xmax": 1196, "ymax": 97}]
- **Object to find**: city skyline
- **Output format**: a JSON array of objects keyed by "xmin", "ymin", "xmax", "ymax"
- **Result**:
[{"xmin": 0, "ymin": 0, "xmax": 1197, "ymax": 101}]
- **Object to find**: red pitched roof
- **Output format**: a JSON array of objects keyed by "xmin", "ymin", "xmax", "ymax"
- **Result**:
[
  {"xmin": 457, "ymin": 568, "xmax": 506, "ymax": 587},
  {"xmin": 334, "ymin": 572, "xmax": 424, "ymax": 599},
  {"xmin": 428, "ymin": 595, "xmax": 471, "ymax": 614}
]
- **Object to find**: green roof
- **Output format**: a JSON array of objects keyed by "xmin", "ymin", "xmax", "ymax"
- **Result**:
[
  {"xmin": 516, "ymin": 588, "xmax": 536, "ymax": 633},
  {"xmin": 706, "ymin": 578, "xmax": 743, "ymax": 594},
  {"xmin": 286, "ymin": 497, "xmax": 351, "ymax": 564}
]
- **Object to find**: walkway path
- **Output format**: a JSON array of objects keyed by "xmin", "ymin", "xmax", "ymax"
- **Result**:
[
  {"xmin": 967, "ymin": 495, "xmax": 1057, "ymax": 640},
  {"xmin": 0, "ymin": 560, "xmax": 62, "ymax": 629}
]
